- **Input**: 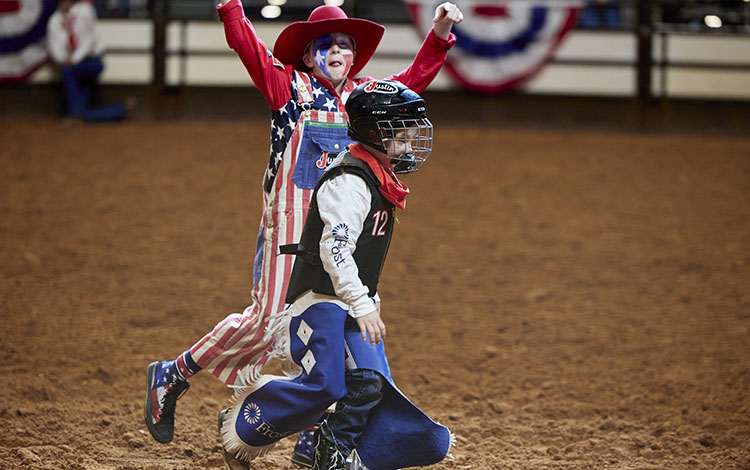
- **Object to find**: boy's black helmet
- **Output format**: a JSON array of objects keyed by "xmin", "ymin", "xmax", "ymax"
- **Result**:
[{"xmin": 345, "ymin": 80, "xmax": 433, "ymax": 173}]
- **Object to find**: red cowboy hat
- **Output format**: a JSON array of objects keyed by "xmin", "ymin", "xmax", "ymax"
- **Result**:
[{"xmin": 273, "ymin": 5, "xmax": 385, "ymax": 79}]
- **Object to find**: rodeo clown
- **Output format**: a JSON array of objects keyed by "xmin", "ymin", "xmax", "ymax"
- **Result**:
[
  {"xmin": 216, "ymin": 80, "xmax": 453, "ymax": 470},
  {"xmin": 145, "ymin": 1, "xmax": 463, "ymax": 469}
]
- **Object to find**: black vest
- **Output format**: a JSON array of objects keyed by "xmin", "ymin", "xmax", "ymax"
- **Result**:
[{"xmin": 284, "ymin": 153, "xmax": 395, "ymax": 304}]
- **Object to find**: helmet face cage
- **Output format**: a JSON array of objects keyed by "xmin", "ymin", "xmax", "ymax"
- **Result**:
[{"xmin": 375, "ymin": 117, "xmax": 433, "ymax": 174}]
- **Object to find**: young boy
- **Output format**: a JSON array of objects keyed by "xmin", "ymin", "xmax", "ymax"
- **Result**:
[
  {"xmin": 144, "ymin": 2, "xmax": 462, "ymax": 466},
  {"xmin": 218, "ymin": 80, "xmax": 451, "ymax": 470},
  {"xmin": 303, "ymin": 79, "xmax": 435, "ymax": 470}
]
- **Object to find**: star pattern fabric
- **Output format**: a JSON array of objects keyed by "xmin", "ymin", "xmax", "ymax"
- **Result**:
[
  {"xmin": 162, "ymin": 365, "xmax": 172, "ymax": 384},
  {"xmin": 264, "ymin": 75, "xmax": 343, "ymax": 193},
  {"xmin": 309, "ymin": 80, "xmax": 339, "ymax": 112},
  {"xmin": 267, "ymin": 98, "xmax": 301, "ymax": 193},
  {"xmin": 152, "ymin": 362, "xmax": 180, "ymax": 388},
  {"xmin": 293, "ymin": 426, "xmax": 316, "ymax": 463},
  {"xmin": 323, "ymin": 97, "xmax": 337, "ymax": 111}
]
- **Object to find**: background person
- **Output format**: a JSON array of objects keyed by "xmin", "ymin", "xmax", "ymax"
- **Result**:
[{"xmin": 46, "ymin": 0, "xmax": 130, "ymax": 122}]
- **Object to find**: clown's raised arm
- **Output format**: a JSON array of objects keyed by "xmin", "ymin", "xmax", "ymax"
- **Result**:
[
  {"xmin": 216, "ymin": 0, "xmax": 460, "ymax": 107},
  {"xmin": 384, "ymin": 2, "xmax": 463, "ymax": 92},
  {"xmin": 217, "ymin": 0, "xmax": 296, "ymax": 109}
]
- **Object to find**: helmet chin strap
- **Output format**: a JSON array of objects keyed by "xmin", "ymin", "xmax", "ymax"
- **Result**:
[{"xmin": 391, "ymin": 154, "xmax": 417, "ymax": 174}]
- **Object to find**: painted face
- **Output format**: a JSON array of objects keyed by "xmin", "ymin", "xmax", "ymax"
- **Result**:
[{"xmin": 311, "ymin": 33, "xmax": 355, "ymax": 82}]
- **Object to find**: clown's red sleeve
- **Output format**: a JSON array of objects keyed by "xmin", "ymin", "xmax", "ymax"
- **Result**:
[
  {"xmin": 218, "ymin": 0, "xmax": 294, "ymax": 109},
  {"xmin": 387, "ymin": 29, "xmax": 456, "ymax": 94}
]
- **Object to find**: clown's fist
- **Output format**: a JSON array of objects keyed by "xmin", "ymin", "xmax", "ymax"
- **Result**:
[
  {"xmin": 433, "ymin": 2, "xmax": 463, "ymax": 24},
  {"xmin": 433, "ymin": 2, "xmax": 463, "ymax": 39}
]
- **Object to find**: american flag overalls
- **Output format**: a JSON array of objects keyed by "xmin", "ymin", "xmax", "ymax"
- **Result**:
[{"xmin": 189, "ymin": 72, "xmax": 361, "ymax": 386}]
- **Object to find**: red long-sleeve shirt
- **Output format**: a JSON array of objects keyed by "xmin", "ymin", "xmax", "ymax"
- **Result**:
[{"xmin": 218, "ymin": 0, "xmax": 456, "ymax": 110}]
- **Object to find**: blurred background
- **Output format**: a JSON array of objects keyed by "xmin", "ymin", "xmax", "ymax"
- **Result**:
[{"xmin": 1, "ymin": 0, "xmax": 749, "ymax": 131}]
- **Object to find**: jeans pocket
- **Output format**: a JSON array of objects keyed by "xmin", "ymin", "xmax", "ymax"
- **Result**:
[{"xmin": 292, "ymin": 120, "xmax": 351, "ymax": 189}]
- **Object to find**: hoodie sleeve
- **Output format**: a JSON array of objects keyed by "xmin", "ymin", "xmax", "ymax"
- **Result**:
[{"xmin": 316, "ymin": 171, "xmax": 378, "ymax": 318}]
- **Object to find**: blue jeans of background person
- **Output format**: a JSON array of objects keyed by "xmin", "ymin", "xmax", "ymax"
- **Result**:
[
  {"xmin": 325, "ymin": 368, "xmax": 386, "ymax": 456},
  {"xmin": 61, "ymin": 57, "xmax": 125, "ymax": 122}
]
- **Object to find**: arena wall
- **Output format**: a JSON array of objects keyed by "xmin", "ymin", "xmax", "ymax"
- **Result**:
[{"xmin": 27, "ymin": 20, "xmax": 750, "ymax": 100}]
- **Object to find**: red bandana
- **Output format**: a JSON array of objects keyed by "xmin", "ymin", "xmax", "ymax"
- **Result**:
[{"xmin": 349, "ymin": 144, "xmax": 409, "ymax": 210}]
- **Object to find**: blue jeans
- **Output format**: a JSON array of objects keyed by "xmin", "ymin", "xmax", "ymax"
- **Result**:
[
  {"xmin": 325, "ymin": 368, "xmax": 386, "ymax": 456},
  {"xmin": 61, "ymin": 57, "xmax": 125, "ymax": 122}
]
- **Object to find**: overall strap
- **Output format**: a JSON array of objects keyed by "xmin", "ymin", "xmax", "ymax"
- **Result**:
[{"xmin": 294, "ymin": 71, "xmax": 315, "ymax": 106}]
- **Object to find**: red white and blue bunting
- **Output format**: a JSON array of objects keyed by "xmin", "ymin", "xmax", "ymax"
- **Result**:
[
  {"xmin": 403, "ymin": 0, "xmax": 581, "ymax": 94},
  {"xmin": 0, "ymin": 0, "xmax": 57, "ymax": 84}
]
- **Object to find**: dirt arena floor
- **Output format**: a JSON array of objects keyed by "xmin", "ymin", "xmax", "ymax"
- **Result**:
[{"xmin": 0, "ymin": 114, "xmax": 748, "ymax": 470}]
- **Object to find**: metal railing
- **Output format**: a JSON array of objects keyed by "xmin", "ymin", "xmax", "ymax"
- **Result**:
[{"xmin": 92, "ymin": 0, "xmax": 750, "ymax": 100}]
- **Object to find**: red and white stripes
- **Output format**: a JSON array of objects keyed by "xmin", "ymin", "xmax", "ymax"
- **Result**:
[
  {"xmin": 188, "ymin": 117, "xmax": 316, "ymax": 387},
  {"xmin": 187, "ymin": 72, "xmax": 354, "ymax": 388}
]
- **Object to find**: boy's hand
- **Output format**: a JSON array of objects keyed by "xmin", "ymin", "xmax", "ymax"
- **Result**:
[
  {"xmin": 433, "ymin": 2, "xmax": 464, "ymax": 40},
  {"xmin": 356, "ymin": 309, "xmax": 386, "ymax": 346}
]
